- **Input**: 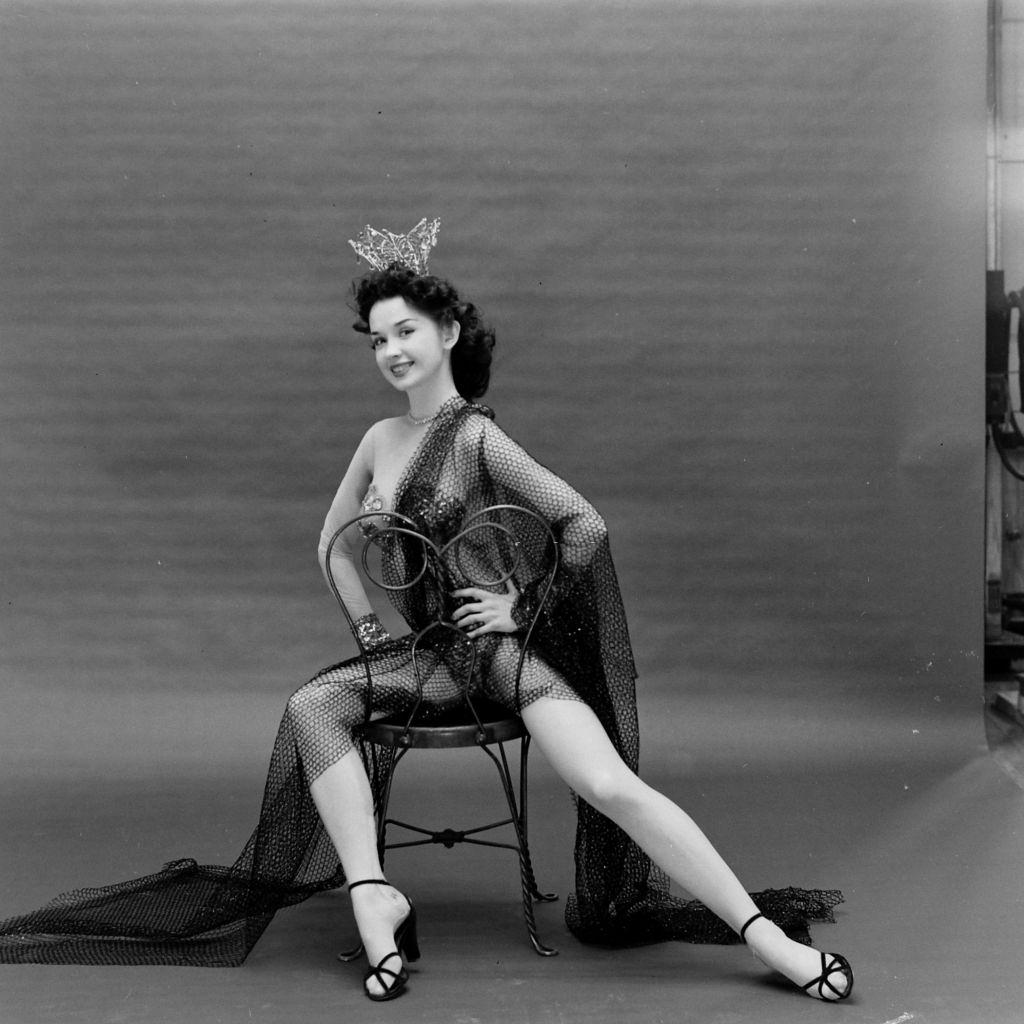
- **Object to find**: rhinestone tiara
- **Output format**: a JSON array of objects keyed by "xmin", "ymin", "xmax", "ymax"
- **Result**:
[{"xmin": 348, "ymin": 216, "xmax": 441, "ymax": 274}]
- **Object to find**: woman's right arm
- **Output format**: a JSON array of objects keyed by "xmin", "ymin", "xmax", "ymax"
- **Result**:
[{"xmin": 317, "ymin": 425, "xmax": 376, "ymax": 622}]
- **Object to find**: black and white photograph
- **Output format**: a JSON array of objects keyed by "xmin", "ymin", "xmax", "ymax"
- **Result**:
[{"xmin": 0, "ymin": 2, "xmax": 1003, "ymax": 1022}]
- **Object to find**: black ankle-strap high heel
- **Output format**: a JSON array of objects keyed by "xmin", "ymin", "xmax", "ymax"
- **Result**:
[
  {"xmin": 345, "ymin": 878, "xmax": 420, "ymax": 1002},
  {"xmin": 739, "ymin": 912, "xmax": 854, "ymax": 1002}
]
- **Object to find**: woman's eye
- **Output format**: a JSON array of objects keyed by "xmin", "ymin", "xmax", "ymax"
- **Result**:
[{"xmin": 370, "ymin": 337, "xmax": 385, "ymax": 350}]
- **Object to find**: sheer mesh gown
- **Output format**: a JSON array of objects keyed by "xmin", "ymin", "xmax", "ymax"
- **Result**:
[{"xmin": 0, "ymin": 398, "xmax": 842, "ymax": 966}]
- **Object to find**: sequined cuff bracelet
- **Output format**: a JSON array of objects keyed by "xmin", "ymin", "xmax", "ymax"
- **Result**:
[{"xmin": 353, "ymin": 612, "xmax": 392, "ymax": 650}]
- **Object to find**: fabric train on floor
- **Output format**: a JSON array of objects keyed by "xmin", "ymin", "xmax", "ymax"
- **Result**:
[{"xmin": 0, "ymin": 400, "xmax": 842, "ymax": 965}]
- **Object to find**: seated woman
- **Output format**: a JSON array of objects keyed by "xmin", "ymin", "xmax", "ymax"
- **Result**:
[
  {"xmin": 292, "ymin": 218, "xmax": 852, "ymax": 1002},
  {"xmin": 0, "ymin": 218, "xmax": 852, "ymax": 1006}
]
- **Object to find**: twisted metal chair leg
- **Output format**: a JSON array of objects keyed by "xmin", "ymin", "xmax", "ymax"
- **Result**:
[
  {"xmin": 516, "ymin": 735, "xmax": 558, "ymax": 904},
  {"xmin": 480, "ymin": 739, "xmax": 558, "ymax": 956}
]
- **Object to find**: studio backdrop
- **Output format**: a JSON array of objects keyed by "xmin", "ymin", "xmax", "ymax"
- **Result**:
[{"xmin": 0, "ymin": 1, "xmax": 982, "ymax": 775}]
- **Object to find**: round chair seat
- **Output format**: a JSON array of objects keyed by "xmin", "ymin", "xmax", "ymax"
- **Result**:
[{"xmin": 357, "ymin": 697, "xmax": 526, "ymax": 749}]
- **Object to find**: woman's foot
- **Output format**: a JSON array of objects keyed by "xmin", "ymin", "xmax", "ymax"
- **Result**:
[
  {"xmin": 348, "ymin": 880, "xmax": 416, "ymax": 1000},
  {"xmin": 741, "ymin": 913, "xmax": 853, "ymax": 1001}
]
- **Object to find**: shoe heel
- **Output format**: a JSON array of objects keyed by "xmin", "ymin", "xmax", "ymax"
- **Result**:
[{"xmin": 397, "ymin": 905, "xmax": 420, "ymax": 963}]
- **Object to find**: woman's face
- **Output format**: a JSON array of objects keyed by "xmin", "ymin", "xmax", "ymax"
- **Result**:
[{"xmin": 367, "ymin": 296, "xmax": 458, "ymax": 394}]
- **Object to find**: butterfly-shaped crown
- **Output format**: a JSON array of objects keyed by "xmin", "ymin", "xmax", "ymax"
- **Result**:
[{"xmin": 348, "ymin": 217, "xmax": 441, "ymax": 274}]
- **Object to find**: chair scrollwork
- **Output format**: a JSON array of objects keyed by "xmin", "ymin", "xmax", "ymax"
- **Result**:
[{"xmin": 323, "ymin": 504, "xmax": 560, "ymax": 725}]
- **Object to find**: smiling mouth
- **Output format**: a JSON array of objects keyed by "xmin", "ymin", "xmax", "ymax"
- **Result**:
[{"xmin": 390, "ymin": 362, "xmax": 413, "ymax": 378}]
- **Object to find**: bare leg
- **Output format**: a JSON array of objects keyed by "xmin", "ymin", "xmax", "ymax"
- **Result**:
[
  {"xmin": 520, "ymin": 697, "xmax": 850, "ymax": 998},
  {"xmin": 309, "ymin": 749, "xmax": 411, "ymax": 998}
]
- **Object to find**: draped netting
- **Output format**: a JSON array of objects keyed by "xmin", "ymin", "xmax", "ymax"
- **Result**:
[{"xmin": 0, "ymin": 398, "xmax": 842, "ymax": 966}]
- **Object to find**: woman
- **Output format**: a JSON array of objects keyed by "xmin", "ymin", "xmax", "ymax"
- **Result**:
[
  {"xmin": 0, "ymin": 219, "xmax": 852, "ymax": 1005},
  {"xmin": 297, "ymin": 218, "xmax": 852, "ymax": 1002}
]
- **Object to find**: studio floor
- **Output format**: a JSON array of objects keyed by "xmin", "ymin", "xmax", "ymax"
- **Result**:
[{"xmin": 1, "ymin": 675, "xmax": 1020, "ymax": 1024}]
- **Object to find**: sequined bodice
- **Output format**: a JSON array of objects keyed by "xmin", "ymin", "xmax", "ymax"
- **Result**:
[
  {"xmin": 359, "ymin": 481, "xmax": 466, "ymax": 540},
  {"xmin": 358, "ymin": 483, "xmax": 388, "ymax": 536}
]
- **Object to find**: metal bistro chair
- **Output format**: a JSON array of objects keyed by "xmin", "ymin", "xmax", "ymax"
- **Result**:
[{"xmin": 324, "ymin": 503, "xmax": 560, "ymax": 956}]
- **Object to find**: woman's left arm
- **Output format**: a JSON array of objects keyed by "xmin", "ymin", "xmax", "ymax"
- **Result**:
[
  {"xmin": 476, "ymin": 417, "xmax": 609, "ymax": 563},
  {"xmin": 451, "ymin": 418, "xmax": 608, "ymax": 637}
]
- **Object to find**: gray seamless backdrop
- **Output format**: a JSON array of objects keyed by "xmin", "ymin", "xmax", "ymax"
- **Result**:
[{"xmin": 0, "ymin": 3, "xmax": 981, "ymax": 763}]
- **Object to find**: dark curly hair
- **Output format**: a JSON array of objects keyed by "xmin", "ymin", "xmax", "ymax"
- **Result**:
[{"xmin": 351, "ymin": 264, "xmax": 496, "ymax": 401}]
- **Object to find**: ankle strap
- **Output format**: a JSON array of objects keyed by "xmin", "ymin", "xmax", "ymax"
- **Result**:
[
  {"xmin": 348, "ymin": 878, "xmax": 389, "ymax": 892},
  {"xmin": 738, "ymin": 912, "xmax": 764, "ymax": 942}
]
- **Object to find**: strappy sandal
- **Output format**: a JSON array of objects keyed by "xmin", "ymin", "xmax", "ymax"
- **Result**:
[
  {"xmin": 346, "ymin": 879, "xmax": 420, "ymax": 1002},
  {"xmin": 739, "ymin": 912, "xmax": 853, "ymax": 1002}
]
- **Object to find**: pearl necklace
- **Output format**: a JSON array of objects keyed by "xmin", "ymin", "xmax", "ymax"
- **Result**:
[{"xmin": 406, "ymin": 409, "xmax": 438, "ymax": 426}]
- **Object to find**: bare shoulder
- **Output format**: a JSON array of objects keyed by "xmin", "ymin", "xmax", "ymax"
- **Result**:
[
  {"xmin": 350, "ymin": 417, "xmax": 394, "ymax": 470},
  {"xmin": 364, "ymin": 415, "xmax": 407, "ymax": 446},
  {"xmin": 378, "ymin": 413, "xmax": 414, "ymax": 431}
]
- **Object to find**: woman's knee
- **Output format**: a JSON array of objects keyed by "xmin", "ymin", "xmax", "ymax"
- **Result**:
[
  {"xmin": 283, "ymin": 681, "xmax": 320, "ymax": 728},
  {"xmin": 283, "ymin": 675, "xmax": 357, "ymax": 734},
  {"xmin": 574, "ymin": 765, "xmax": 644, "ymax": 815}
]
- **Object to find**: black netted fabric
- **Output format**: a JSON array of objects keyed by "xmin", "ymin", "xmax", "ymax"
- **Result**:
[{"xmin": 0, "ymin": 398, "xmax": 842, "ymax": 965}]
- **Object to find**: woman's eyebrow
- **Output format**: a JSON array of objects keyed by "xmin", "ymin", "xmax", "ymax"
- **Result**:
[{"xmin": 371, "ymin": 316, "xmax": 417, "ymax": 334}]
